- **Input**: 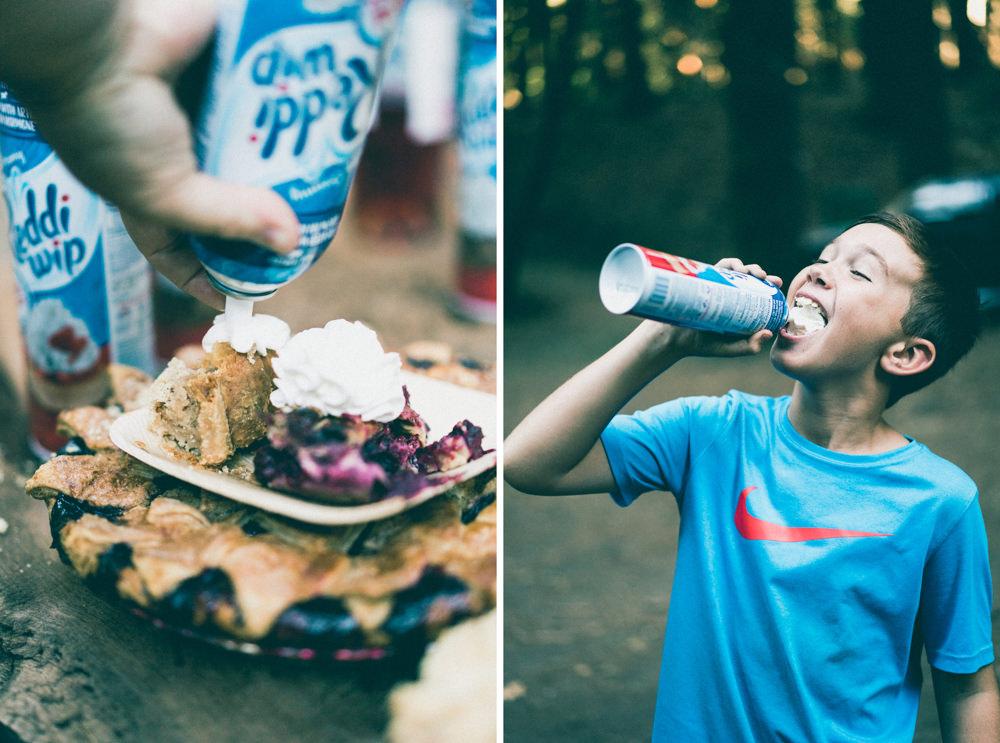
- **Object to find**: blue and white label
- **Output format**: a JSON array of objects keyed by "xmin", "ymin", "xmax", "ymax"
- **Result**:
[
  {"xmin": 1, "ymin": 83, "xmax": 154, "ymax": 377},
  {"xmin": 6, "ymin": 165, "xmax": 104, "ymax": 293},
  {"xmin": 193, "ymin": 0, "xmax": 402, "ymax": 295},
  {"xmin": 457, "ymin": 0, "xmax": 497, "ymax": 238}
]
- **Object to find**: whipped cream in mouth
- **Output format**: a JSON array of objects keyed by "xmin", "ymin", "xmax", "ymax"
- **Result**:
[{"xmin": 783, "ymin": 295, "xmax": 828, "ymax": 337}]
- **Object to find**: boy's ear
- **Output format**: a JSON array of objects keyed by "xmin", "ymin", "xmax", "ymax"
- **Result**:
[{"xmin": 880, "ymin": 337, "xmax": 936, "ymax": 378}]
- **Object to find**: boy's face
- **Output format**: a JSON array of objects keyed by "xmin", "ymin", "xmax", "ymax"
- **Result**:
[{"xmin": 770, "ymin": 223, "xmax": 926, "ymax": 386}]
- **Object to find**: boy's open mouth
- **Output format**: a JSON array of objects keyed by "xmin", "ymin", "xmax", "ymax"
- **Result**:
[{"xmin": 783, "ymin": 295, "xmax": 828, "ymax": 337}]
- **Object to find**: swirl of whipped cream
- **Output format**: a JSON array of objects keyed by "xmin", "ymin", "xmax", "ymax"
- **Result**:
[
  {"xmin": 270, "ymin": 319, "xmax": 405, "ymax": 423},
  {"xmin": 202, "ymin": 298, "xmax": 290, "ymax": 356}
]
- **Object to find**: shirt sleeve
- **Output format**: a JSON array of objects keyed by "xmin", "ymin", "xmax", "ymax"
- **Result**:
[
  {"xmin": 918, "ymin": 495, "xmax": 995, "ymax": 674},
  {"xmin": 600, "ymin": 394, "xmax": 733, "ymax": 507}
]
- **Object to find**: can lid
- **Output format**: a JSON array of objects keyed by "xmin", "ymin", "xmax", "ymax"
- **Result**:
[
  {"xmin": 203, "ymin": 269, "xmax": 277, "ymax": 301},
  {"xmin": 599, "ymin": 244, "xmax": 646, "ymax": 314}
]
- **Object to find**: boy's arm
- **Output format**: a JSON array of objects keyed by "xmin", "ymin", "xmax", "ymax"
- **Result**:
[
  {"xmin": 932, "ymin": 663, "xmax": 1000, "ymax": 742},
  {"xmin": 504, "ymin": 260, "xmax": 780, "ymax": 496}
]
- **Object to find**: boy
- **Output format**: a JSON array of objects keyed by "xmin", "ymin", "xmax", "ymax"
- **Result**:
[{"xmin": 505, "ymin": 213, "xmax": 1000, "ymax": 741}]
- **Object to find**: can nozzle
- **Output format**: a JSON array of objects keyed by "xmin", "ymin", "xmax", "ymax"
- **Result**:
[{"xmin": 224, "ymin": 296, "xmax": 255, "ymax": 323}]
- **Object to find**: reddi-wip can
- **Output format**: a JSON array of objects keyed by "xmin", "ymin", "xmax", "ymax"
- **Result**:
[
  {"xmin": 599, "ymin": 244, "xmax": 788, "ymax": 335},
  {"xmin": 192, "ymin": 0, "xmax": 404, "ymax": 299}
]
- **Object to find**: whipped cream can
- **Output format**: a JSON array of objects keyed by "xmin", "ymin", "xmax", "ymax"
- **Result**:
[
  {"xmin": 599, "ymin": 244, "xmax": 788, "ymax": 334},
  {"xmin": 454, "ymin": 0, "xmax": 498, "ymax": 322},
  {"xmin": 0, "ymin": 84, "xmax": 155, "ymax": 455},
  {"xmin": 192, "ymin": 0, "xmax": 404, "ymax": 299}
]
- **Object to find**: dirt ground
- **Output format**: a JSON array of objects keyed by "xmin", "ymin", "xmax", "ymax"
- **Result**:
[{"xmin": 503, "ymin": 257, "xmax": 1000, "ymax": 741}]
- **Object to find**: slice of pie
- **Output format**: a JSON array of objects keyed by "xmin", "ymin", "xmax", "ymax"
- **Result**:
[{"xmin": 150, "ymin": 343, "xmax": 275, "ymax": 466}]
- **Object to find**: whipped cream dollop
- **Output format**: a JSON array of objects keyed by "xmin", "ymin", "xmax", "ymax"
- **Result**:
[
  {"xmin": 202, "ymin": 297, "xmax": 291, "ymax": 356},
  {"xmin": 270, "ymin": 319, "xmax": 406, "ymax": 423}
]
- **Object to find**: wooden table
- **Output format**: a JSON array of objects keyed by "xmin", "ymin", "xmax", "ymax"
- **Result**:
[{"xmin": 0, "ymin": 183, "xmax": 496, "ymax": 741}]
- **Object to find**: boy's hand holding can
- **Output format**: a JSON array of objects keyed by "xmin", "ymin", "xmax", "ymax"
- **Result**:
[{"xmin": 622, "ymin": 256, "xmax": 784, "ymax": 363}]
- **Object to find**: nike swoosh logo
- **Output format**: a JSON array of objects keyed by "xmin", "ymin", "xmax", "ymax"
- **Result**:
[{"xmin": 735, "ymin": 487, "xmax": 892, "ymax": 542}]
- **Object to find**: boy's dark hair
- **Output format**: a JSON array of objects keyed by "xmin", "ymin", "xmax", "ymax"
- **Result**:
[{"xmin": 847, "ymin": 212, "xmax": 980, "ymax": 406}]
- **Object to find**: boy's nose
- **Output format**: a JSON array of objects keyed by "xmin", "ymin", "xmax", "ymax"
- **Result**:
[{"xmin": 807, "ymin": 264, "xmax": 830, "ymax": 287}]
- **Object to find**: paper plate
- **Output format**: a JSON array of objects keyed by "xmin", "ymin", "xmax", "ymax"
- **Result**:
[{"xmin": 109, "ymin": 372, "xmax": 497, "ymax": 526}]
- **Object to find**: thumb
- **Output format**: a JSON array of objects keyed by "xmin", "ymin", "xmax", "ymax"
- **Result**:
[
  {"xmin": 746, "ymin": 329, "xmax": 773, "ymax": 354},
  {"xmin": 146, "ymin": 172, "xmax": 301, "ymax": 253}
]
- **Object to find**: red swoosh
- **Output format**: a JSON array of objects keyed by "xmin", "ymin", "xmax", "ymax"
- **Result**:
[{"xmin": 735, "ymin": 487, "xmax": 891, "ymax": 542}]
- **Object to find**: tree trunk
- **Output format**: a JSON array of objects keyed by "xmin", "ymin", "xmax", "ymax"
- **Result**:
[
  {"xmin": 815, "ymin": 0, "xmax": 844, "ymax": 90},
  {"xmin": 619, "ymin": 0, "xmax": 654, "ymax": 112},
  {"xmin": 505, "ymin": 0, "xmax": 585, "ymax": 310},
  {"xmin": 860, "ymin": 0, "xmax": 951, "ymax": 182},
  {"xmin": 946, "ymin": 0, "xmax": 988, "ymax": 78},
  {"xmin": 721, "ymin": 0, "xmax": 804, "ymax": 274}
]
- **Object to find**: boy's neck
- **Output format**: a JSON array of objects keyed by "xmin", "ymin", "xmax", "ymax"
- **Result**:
[{"xmin": 787, "ymin": 381, "xmax": 909, "ymax": 455}]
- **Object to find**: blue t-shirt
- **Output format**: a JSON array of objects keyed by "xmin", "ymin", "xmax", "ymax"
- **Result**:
[{"xmin": 601, "ymin": 391, "xmax": 994, "ymax": 742}]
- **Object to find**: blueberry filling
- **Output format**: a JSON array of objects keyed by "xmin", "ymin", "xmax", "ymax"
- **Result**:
[
  {"xmin": 157, "ymin": 568, "xmax": 241, "ymax": 631},
  {"xmin": 383, "ymin": 568, "xmax": 473, "ymax": 640},
  {"xmin": 151, "ymin": 474, "xmax": 188, "ymax": 496},
  {"xmin": 458, "ymin": 357, "xmax": 483, "ymax": 370},
  {"xmin": 460, "ymin": 473, "xmax": 497, "ymax": 524},
  {"xmin": 265, "ymin": 597, "xmax": 366, "ymax": 650},
  {"xmin": 55, "ymin": 437, "xmax": 94, "ymax": 457},
  {"xmin": 49, "ymin": 494, "xmax": 125, "ymax": 565},
  {"xmin": 90, "ymin": 542, "xmax": 134, "ymax": 592},
  {"xmin": 240, "ymin": 519, "xmax": 269, "ymax": 536},
  {"xmin": 255, "ymin": 392, "xmax": 487, "ymax": 505},
  {"xmin": 406, "ymin": 357, "xmax": 436, "ymax": 369}
]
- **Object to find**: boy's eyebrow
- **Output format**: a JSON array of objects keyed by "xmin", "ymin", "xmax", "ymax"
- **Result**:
[
  {"xmin": 823, "ymin": 240, "xmax": 890, "ymax": 275},
  {"xmin": 856, "ymin": 244, "xmax": 889, "ymax": 275}
]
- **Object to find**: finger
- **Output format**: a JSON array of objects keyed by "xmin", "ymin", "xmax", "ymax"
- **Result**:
[
  {"xmin": 716, "ymin": 258, "xmax": 746, "ymax": 272},
  {"xmin": 179, "ymin": 269, "xmax": 226, "ymax": 310},
  {"xmin": 143, "ymin": 173, "xmax": 300, "ymax": 254},
  {"xmin": 744, "ymin": 263, "xmax": 767, "ymax": 280},
  {"xmin": 747, "ymin": 329, "xmax": 773, "ymax": 353},
  {"xmin": 766, "ymin": 274, "xmax": 783, "ymax": 288},
  {"xmin": 128, "ymin": 0, "xmax": 218, "ymax": 78},
  {"xmin": 120, "ymin": 212, "xmax": 225, "ymax": 310},
  {"xmin": 148, "ymin": 238, "xmax": 225, "ymax": 310}
]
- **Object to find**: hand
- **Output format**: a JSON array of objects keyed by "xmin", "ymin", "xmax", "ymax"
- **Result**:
[
  {"xmin": 1, "ymin": 0, "xmax": 300, "ymax": 309},
  {"xmin": 639, "ymin": 258, "xmax": 784, "ymax": 360}
]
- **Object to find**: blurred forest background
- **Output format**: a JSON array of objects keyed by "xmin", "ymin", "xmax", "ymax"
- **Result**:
[{"xmin": 504, "ymin": 0, "xmax": 1000, "ymax": 306}]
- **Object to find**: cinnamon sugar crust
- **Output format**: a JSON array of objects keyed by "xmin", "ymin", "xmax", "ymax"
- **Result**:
[
  {"xmin": 57, "ymin": 406, "xmax": 116, "ymax": 450},
  {"xmin": 402, "ymin": 341, "xmax": 495, "ymax": 393},
  {"xmin": 26, "ymin": 450, "xmax": 155, "ymax": 510}
]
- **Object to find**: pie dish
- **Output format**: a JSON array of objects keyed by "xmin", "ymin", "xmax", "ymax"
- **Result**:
[{"xmin": 24, "ymin": 349, "xmax": 496, "ymax": 659}]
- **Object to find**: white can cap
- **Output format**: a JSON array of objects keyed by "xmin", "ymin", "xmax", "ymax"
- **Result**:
[{"xmin": 599, "ymin": 244, "xmax": 647, "ymax": 315}]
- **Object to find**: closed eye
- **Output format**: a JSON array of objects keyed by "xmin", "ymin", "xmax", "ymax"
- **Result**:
[{"xmin": 851, "ymin": 270, "xmax": 871, "ymax": 282}]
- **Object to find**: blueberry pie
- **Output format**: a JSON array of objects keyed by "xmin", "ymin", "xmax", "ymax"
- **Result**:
[{"xmin": 25, "ymin": 353, "xmax": 496, "ymax": 658}]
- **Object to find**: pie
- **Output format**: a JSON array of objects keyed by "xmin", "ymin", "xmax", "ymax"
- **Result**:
[{"xmin": 25, "ymin": 349, "xmax": 496, "ymax": 658}]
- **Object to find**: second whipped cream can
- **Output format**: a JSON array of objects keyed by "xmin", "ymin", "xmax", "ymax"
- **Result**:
[
  {"xmin": 1, "ymin": 84, "xmax": 155, "ymax": 455},
  {"xmin": 193, "ymin": 0, "xmax": 403, "ymax": 299},
  {"xmin": 599, "ymin": 244, "xmax": 788, "ymax": 335}
]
